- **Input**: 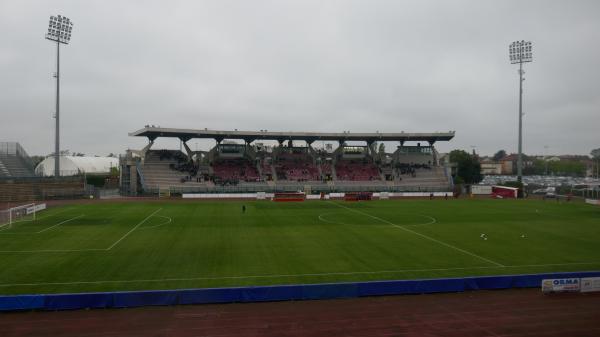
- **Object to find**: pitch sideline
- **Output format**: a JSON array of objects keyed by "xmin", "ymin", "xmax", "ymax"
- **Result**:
[{"xmin": 0, "ymin": 261, "xmax": 597, "ymax": 288}]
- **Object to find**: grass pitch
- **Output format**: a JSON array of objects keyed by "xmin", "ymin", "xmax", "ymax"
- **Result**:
[{"xmin": 0, "ymin": 198, "xmax": 598, "ymax": 295}]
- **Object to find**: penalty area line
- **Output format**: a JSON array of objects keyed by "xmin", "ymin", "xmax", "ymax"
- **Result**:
[
  {"xmin": 330, "ymin": 201, "xmax": 505, "ymax": 267},
  {"xmin": 0, "ymin": 209, "xmax": 163, "ymax": 253},
  {"xmin": 105, "ymin": 208, "xmax": 162, "ymax": 250},
  {"xmin": 36, "ymin": 214, "xmax": 84, "ymax": 234},
  {"xmin": 0, "ymin": 261, "xmax": 597, "ymax": 288}
]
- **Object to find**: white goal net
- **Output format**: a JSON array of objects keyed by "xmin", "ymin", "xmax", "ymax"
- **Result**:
[{"xmin": 0, "ymin": 203, "xmax": 46, "ymax": 229}]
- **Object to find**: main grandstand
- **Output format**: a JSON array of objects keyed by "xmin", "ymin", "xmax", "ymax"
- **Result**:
[{"xmin": 122, "ymin": 126, "xmax": 455, "ymax": 195}]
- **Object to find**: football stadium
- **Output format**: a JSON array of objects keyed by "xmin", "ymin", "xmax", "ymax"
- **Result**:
[
  {"xmin": 2, "ymin": 131, "xmax": 600, "ymax": 335},
  {"xmin": 1, "ymin": 130, "xmax": 599, "ymax": 297},
  {"xmin": 2, "ymin": 2, "xmax": 600, "ymax": 336}
]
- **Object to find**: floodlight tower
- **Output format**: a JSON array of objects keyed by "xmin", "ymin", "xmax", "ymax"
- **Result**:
[
  {"xmin": 45, "ymin": 15, "xmax": 74, "ymax": 178},
  {"xmin": 509, "ymin": 40, "xmax": 532, "ymax": 183}
]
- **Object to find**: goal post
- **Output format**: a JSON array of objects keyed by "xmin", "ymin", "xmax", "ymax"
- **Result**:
[{"xmin": 0, "ymin": 203, "xmax": 42, "ymax": 229}]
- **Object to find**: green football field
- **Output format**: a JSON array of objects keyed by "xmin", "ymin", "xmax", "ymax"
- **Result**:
[{"xmin": 0, "ymin": 199, "xmax": 598, "ymax": 295}]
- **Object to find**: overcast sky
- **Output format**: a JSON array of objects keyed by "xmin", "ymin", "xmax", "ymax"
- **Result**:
[{"xmin": 1, "ymin": 0, "xmax": 598, "ymax": 157}]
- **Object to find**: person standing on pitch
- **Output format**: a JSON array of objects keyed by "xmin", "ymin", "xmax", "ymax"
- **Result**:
[{"xmin": 242, "ymin": 205, "xmax": 246, "ymax": 213}]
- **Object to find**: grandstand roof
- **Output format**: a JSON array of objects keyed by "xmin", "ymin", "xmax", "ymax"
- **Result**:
[{"xmin": 130, "ymin": 126, "xmax": 455, "ymax": 144}]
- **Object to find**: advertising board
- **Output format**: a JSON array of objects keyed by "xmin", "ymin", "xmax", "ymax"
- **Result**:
[
  {"xmin": 580, "ymin": 277, "xmax": 600, "ymax": 293},
  {"xmin": 541, "ymin": 278, "xmax": 580, "ymax": 293}
]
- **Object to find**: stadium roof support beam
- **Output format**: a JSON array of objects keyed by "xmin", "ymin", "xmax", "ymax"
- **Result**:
[
  {"xmin": 129, "ymin": 127, "xmax": 455, "ymax": 144},
  {"xmin": 366, "ymin": 140, "xmax": 377, "ymax": 159},
  {"xmin": 181, "ymin": 141, "xmax": 194, "ymax": 162},
  {"xmin": 139, "ymin": 139, "xmax": 154, "ymax": 163}
]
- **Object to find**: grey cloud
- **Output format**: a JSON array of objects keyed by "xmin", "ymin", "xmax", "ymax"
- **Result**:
[{"xmin": 1, "ymin": 0, "xmax": 598, "ymax": 157}]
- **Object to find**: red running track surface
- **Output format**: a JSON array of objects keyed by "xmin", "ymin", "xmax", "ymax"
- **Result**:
[{"xmin": 1, "ymin": 288, "xmax": 600, "ymax": 337}]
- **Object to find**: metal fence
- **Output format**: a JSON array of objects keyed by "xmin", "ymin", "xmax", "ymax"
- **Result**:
[{"xmin": 0, "ymin": 142, "xmax": 36, "ymax": 173}]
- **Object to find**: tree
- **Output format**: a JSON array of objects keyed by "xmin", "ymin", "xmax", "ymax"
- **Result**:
[
  {"xmin": 493, "ymin": 150, "xmax": 506, "ymax": 162},
  {"xmin": 523, "ymin": 159, "xmax": 546, "ymax": 175},
  {"xmin": 547, "ymin": 160, "xmax": 585, "ymax": 177},
  {"xmin": 592, "ymin": 148, "xmax": 600, "ymax": 178},
  {"xmin": 110, "ymin": 166, "xmax": 120, "ymax": 177},
  {"xmin": 449, "ymin": 149, "xmax": 483, "ymax": 184}
]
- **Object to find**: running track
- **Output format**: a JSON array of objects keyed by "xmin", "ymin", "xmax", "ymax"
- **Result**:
[{"xmin": 2, "ymin": 288, "xmax": 600, "ymax": 337}]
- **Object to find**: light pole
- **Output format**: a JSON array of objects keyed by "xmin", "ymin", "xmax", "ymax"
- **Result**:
[
  {"xmin": 509, "ymin": 40, "xmax": 532, "ymax": 183},
  {"xmin": 544, "ymin": 145, "xmax": 549, "ymax": 175},
  {"xmin": 45, "ymin": 15, "xmax": 74, "ymax": 178},
  {"xmin": 469, "ymin": 145, "xmax": 477, "ymax": 156}
]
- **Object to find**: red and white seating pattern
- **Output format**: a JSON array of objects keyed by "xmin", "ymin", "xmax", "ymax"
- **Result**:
[
  {"xmin": 212, "ymin": 159, "xmax": 260, "ymax": 182},
  {"xmin": 335, "ymin": 160, "xmax": 380, "ymax": 181}
]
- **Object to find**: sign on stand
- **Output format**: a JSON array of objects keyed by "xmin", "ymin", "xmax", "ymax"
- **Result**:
[{"xmin": 26, "ymin": 204, "xmax": 47, "ymax": 215}]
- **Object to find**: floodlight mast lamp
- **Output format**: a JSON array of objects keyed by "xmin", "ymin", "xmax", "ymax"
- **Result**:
[
  {"xmin": 45, "ymin": 15, "xmax": 73, "ymax": 178},
  {"xmin": 509, "ymin": 40, "xmax": 532, "ymax": 184}
]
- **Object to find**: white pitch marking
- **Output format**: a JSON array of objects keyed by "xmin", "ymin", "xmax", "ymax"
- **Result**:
[
  {"xmin": 0, "ymin": 207, "xmax": 75, "ymax": 231},
  {"xmin": 0, "ymin": 261, "xmax": 597, "ymax": 288},
  {"xmin": 35, "ymin": 207, "xmax": 74, "ymax": 220},
  {"xmin": 0, "ymin": 232, "xmax": 36, "ymax": 235},
  {"xmin": 0, "ymin": 219, "xmax": 32, "ymax": 229},
  {"xmin": 0, "ymin": 209, "xmax": 163, "ymax": 252},
  {"xmin": 140, "ymin": 215, "xmax": 172, "ymax": 229},
  {"xmin": 330, "ymin": 201, "xmax": 505, "ymax": 267},
  {"xmin": 0, "ymin": 248, "xmax": 106, "ymax": 253},
  {"xmin": 404, "ymin": 215, "xmax": 437, "ymax": 227},
  {"xmin": 36, "ymin": 214, "xmax": 84, "ymax": 234},
  {"xmin": 105, "ymin": 208, "xmax": 162, "ymax": 250},
  {"xmin": 317, "ymin": 212, "xmax": 354, "ymax": 226},
  {"xmin": 318, "ymin": 212, "xmax": 437, "ymax": 228}
]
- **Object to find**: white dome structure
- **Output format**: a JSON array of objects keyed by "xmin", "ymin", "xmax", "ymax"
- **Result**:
[{"xmin": 35, "ymin": 156, "xmax": 119, "ymax": 176}]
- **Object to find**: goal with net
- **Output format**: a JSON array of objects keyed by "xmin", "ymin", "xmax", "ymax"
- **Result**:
[{"xmin": 0, "ymin": 203, "xmax": 46, "ymax": 229}]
